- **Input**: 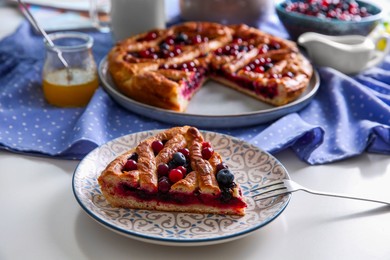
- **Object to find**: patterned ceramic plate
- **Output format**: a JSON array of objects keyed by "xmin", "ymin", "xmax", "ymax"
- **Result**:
[{"xmin": 72, "ymin": 130, "xmax": 291, "ymax": 246}]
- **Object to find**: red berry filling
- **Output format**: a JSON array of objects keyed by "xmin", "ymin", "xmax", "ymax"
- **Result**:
[
  {"xmin": 243, "ymin": 57, "xmax": 274, "ymax": 74},
  {"xmin": 116, "ymin": 181, "xmax": 246, "ymax": 209},
  {"xmin": 159, "ymin": 61, "xmax": 207, "ymax": 99},
  {"xmin": 255, "ymin": 81, "xmax": 278, "ymax": 99},
  {"xmin": 163, "ymin": 32, "xmax": 209, "ymax": 46},
  {"xmin": 210, "ymin": 62, "xmax": 280, "ymax": 99},
  {"xmin": 128, "ymin": 45, "xmax": 183, "ymax": 60},
  {"xmin": 214, "ymin": 42, "xmax": 254, "ymax": 57},
  {"xmin": 214, "ymin": 37, "xmax": 281, "ymax": 57},
  {"xmin": 160, "ymin": 61, "xmax": 199, "ymax": 72}
]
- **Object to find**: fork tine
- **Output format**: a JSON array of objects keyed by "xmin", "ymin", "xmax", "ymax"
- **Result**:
[
  {"xmin": 251, "ymin": 180, "xmax": 286, "ymax": 198},
  {"xmin": 253, "ymin": 189, "xmax": 290, "ymax": 201},
  {"xmin": 251, "ymin": 179, "xmax": 284, "ymax": 192},
  {"xmin": 250, "ymin": 179, "xmax": 285, "ymax": 194},
  {"xmin": 251, "ymin": 179, "xmax": 288, "ymax": 201}
]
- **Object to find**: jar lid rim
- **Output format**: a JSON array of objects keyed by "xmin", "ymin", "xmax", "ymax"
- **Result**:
[{"xmin": 44, "ymin": 32, "xmax": 94, "ymax": 51}]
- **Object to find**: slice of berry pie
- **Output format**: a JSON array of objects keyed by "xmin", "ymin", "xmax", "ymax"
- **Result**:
[
  {"xmin": 107, "ymin": 22, "xmax": 313, "ymax": 112},
  {"xmin": 98, "ymin": 126, "xmax": 247, "ymax": 215}
]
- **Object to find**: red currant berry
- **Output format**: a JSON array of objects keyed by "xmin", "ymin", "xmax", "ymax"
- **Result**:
[
  {"xmin": 150, "ymin": 53, "xmax": 159, "ymax": 59},
  {"xmin": 283, "ymin": 71, "xmax": 294, "ymax": 78},
  {"xmin": 178, "ymin": 148, "xmax": 190, "ymax": 158},
  {"xmin": 216, "ymin": 162, "xmax": 229, "ymax": 172},
  {"xmin": 165, "ymin": 36, "xmax": 175, "ymax": 45},
  {"xmin": 191, "ymin": 35, "xmax": 203, "ymax": 44},
  {"xmin": 269, "ymin": 73, "xmax": 281, "ymax": 79},
  {"xmin": 232, "ymin": 37, "xmax": 243, "ymax": 44},
  {"xmin": 123, "ymin": 159, "xmax": 137, "ymax": 171},
  {"xmin": 169, "ymin": 169, "xmax": 184, "ymax": 183},
  {"xmin": 176, "ymin": 166, "xmax": 187, "ymax": 175},
  {"xmin": 202, "ymin": 141, "xmax": 211, "ymax": 148},
  {"xmin": 173, "ymin": 47, "xmax": 182, "ymax": 55},
  {"xmin": 139, "ymin": 49, "xmax": 150, "ymax": 58},
  {"xmin": 244, "ymin": 65, "xmax": 252, "ymax": 71},
  {"xmin": 152, "ymin": 140, "xmax": 164, "ymax": 154},
  {"xmin": 270, "ymin": 41, "xmax": 281, "ymax": 50},
  {"xmin": 254, "ymin": 66, "xmax": 265, "ymax": 73},
  {"xmin": 157, "ymin": 163, "xmax": 170, "ymax": 177},
  {"xmin": 202, "ymin": 147, "xmax": 214, "ymax": 160},
  {"xmin": 158, "ymin": 176, "xmax": 171, "ymax": 193},
  {"xmin": 144, "ymin": 31, "xmax": 158, "ymax": 41},
  {"xmin": 259, "ymin": 45, "xmax": 269, "ymax": 54},
  {"xmin": 215, "ymin": 47, "xmax": 224, "ymax": 55}
]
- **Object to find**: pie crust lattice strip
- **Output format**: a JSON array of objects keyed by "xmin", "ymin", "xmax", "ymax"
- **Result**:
[
  {"xmin": 107, "ymin": 22, "xmax": 313, "ymax": 112},
  {"xmin": 98, "ymin": 126, "xmax": 247, "ymax": 216}
]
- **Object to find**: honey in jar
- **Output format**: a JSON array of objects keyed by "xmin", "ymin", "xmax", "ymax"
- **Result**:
[
  {"xmin": 43, "ymin": 68, "xmax": 99, "ymax": 107},
  {"xmin": 42, "ymin": 32, "xmax": 98, "ymax": 107}
]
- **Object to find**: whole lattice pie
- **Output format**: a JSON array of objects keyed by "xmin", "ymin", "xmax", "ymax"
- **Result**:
[
  {"xmin": 98, "ymin": 126, "xmax": 247, "ymax": 215},
  {"xmin": 107, "ymin": 22, "xmax": 313, "ymax": 112}
]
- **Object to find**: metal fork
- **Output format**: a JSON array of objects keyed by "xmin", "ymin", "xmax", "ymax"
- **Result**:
[{"xmin": 251, "ymin": 179, "xmax": 390, "ymax": 205}]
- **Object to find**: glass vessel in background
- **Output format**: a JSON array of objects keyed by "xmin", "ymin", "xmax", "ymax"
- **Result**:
[
  {"xmin": 89, "ymin": 0, "xmax": 111, "ymax": 33},
  {"xmin": 180, "ymin": 0, "xmax": 272, "ymax": 27},
  {"xmin": 110, "ymin": 0, "xmax": 166, "ymax": 41},
  {"xmin": 42, "ymin": 32, "xmax": 99, "ymax": 107}
]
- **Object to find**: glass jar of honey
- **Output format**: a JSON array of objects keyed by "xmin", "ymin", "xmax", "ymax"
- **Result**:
[{"xmin": 42, "ymin": 32, "xmax": 99, "ymax": 107}]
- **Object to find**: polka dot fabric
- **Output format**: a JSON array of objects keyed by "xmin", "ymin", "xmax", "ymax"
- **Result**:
[{"xmin": 0, "ymin": 21, "xmax": 389, "ymax": 164}]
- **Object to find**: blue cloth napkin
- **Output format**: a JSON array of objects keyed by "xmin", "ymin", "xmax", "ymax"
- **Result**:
[{"xmin": 0, "ymin": 17, "xmax": 389, "ymax": 165}]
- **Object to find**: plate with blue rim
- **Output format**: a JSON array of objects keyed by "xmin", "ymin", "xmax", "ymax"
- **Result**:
[
  {"xmin": 72, "ymin": 129, "xmax": 291, "ymax": 246},
  {"xmin": 99, "ymin": 57, "xmax": 320, "ymax": 128}
]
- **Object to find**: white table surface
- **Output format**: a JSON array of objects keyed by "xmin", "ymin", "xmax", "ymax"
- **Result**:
[{"xmin": 1, "ymin": 4, "xmax": 390, "ymax": 260}]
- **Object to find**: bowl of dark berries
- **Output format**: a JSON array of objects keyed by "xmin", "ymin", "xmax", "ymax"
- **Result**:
[{"xmin": 276, "ymin": 0, "xmax": 384, "ymax": 41}]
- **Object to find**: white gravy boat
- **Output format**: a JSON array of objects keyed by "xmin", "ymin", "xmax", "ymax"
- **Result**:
[{"xmin": 298, "ymin": 32, "xmax": 390, "ymax": 75}]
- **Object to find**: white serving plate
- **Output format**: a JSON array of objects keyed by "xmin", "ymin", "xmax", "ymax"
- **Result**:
[{"xmin": 99, "ymin": 57, "xmax": 319, "ymax": 128}]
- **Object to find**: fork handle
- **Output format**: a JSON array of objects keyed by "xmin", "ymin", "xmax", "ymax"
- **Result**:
[{"xmin": 302, "ymin": 189, "xmax": 390, "ymax": 206}]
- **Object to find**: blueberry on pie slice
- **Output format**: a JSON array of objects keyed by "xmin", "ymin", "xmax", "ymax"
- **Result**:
[{"xmin": 98, "ymin": 126, "xmax": 247, "ymax": 215}]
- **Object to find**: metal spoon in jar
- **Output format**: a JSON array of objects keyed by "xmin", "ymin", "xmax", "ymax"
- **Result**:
[{"xmin": 17, "ymin": 0, "xmax": 73, "ymax": 81}]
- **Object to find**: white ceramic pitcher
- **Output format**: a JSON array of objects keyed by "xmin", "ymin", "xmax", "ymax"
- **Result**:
[{"xmin": 298, "ymin": 32, "xmax": 390, "ymax": 74}]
